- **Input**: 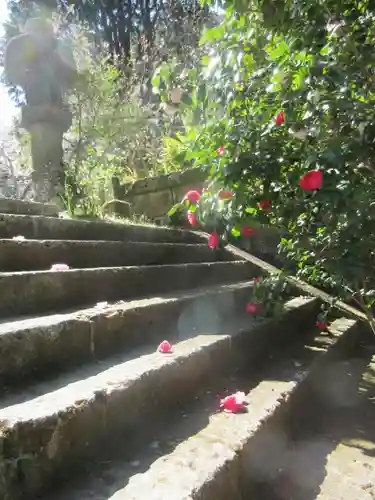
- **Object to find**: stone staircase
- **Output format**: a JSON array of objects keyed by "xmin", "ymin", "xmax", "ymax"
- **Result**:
[{"xmin": 0, "ymin": 199, "xmax": 374, "ymax": 500}]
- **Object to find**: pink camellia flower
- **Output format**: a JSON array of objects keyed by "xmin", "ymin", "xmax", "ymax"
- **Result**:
[
  {"xmin": 241, "ymin": 226, "xmax": 256, "ymax": 237},
  {"xmin": 208, "ymin": 232, "xmax": 220, "ymax": 249},
  {"xmin": 158, "ymin": 340, "xmax": 173, "ymax": 353},
  {"xmin": 187, "ymin": 211, "xmax": 198, "ymax": 227},
  {"xmin": 316, "ymin": 320, "xmax": 328, "ymax": 331},
  {"xmin": 216, "ymin": 146, "xmax": 225, "ymax": 156},
  {"xmin": 275, "ymin": 111, "xmax": 285, "ymax": 125},
  {"xmin": 50, "ymin": 263, "xmax": 70, "ymax": 271},
  {"xmin": 12, "ymin": 235, "xmax": 25, "ymax": 241},
  {"xmin": 185, "ymin": 190, "xmax": 201, "ymax": 203},
  {"xmin": 258, "ymin": 199, "xmax": 271, "ymax": 211},
  {"xmin": 220, "ymin": 391, "xmax": 246, "ymax": 413},
  {"xmin": 218, "ymin": 190, "xmax": 233, "ymax": 200},
  {"xmin": 246, "ymin": 302, "xmax": 258, "ymax": 314},
  {"xmin": 299, "ymin": 170, "xmax": 323, "ymax": 191}
]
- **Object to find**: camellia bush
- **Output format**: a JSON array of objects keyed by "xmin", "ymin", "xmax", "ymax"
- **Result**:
[{"xmin": 163, "ymin": 0, "xmax": 375, "ymax": 332}]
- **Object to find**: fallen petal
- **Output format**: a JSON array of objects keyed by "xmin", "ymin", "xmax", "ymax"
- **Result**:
[
  {"xmin": 50, "ymin": 263, "xmax": 70, "ymax": 271},
  {"xmin": 12, "ymin": 235, "xmax": 25, "ymax": 241},
  {"xmin": 220, "ymin": 393, "xmax": 245, "ymax": 413},
  {"xmin": 158, "ymin": 340, "xmax": 173, "ymax": 353}
]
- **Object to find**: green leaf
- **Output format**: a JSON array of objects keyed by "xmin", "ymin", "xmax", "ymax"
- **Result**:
[
  {"xmin": 231, "ymin": 225, "xmax": 241, "ymax": 237},
  {"xmin": 168, "ymin": 203, "xmax": 183, "ymax": 217}
]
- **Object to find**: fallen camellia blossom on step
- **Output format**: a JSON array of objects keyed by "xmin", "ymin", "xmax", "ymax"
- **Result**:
[
  {"xmin": 220, "ymin": 391, "xmax": 246, "ymax": 413},
  {"xmin": 50, "ymin": 263, "xmax": 70, "ymax": 271},
  {"xmin": 158, "ymin": 340, "xmax": 173, "ymax": 353},
  {"xmin": 12, "ymin": 235, "xmax": 25, "ymax": 241}
]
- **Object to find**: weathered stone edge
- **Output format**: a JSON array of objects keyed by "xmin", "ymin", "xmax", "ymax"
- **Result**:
[
  {"xmin": 0, "ymin": 239, "xmax": 233, "ymax": 271},
  {"xmin": 0, "ymin": 199, "xmax": 59, "ymax": 217},
  {"xmin": 0, "ymin": 213, "xmax": 205, "ymax": 243},
  {"xmin": 0, "ymin": 260, "xmax": 255, "ymax": 318}
]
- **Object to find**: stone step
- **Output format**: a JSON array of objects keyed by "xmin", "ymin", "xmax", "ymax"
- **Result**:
[
  {"xmin": 43, "ymin": 316, "xmax": 357, "ymax": 500},
  {"xmin": 0, "ymin": 239, "xmax": 234, "ymax": 272},
  {"xmin": 0, "ymin": 295, "xmax": 319, "ymax": 500},
  {"xmin": 0, "ymin": 214, "xmax": 203, "ymax": 243},
  {"xmin": 0, "ymin": 281, "xmax": 253, "ymax": 388},
  {"xmin": 0, "ymin": 261, "xmax": 256, "ymax": 319},
  {"xmin": 0, "ymin": 199, "xmax": 59, "ymax": 217}
]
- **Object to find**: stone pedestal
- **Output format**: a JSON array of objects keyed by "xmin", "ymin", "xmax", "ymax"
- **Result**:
[{"xmin": 21, "ymin": 105, "xmax": 72, "ymax": 205}]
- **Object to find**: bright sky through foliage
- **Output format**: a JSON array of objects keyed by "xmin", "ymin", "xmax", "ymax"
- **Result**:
[{"xmin": 0, "ymin": 0, "xmax": 16, "ymax": 136}]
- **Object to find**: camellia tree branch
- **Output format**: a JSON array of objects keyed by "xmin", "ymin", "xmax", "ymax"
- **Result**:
[{"xmin": 159, "ymin": 0, "xmax": 375, "ymax": 333}]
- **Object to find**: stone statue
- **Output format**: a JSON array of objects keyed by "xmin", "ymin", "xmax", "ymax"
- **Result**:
[{"xmin": 4, "ymin": 18, "xmax": 77, "ymax": 205}]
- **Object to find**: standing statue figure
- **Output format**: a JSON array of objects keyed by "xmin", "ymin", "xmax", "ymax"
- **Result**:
[{"xmin": 4, "ymin": 18, "xmax": 77, "ymax": 205}]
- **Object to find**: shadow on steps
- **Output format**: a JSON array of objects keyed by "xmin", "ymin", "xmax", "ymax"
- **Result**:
[{"xmin": 242, "ymin": 327, "xmax": 375, "ymax": 500}]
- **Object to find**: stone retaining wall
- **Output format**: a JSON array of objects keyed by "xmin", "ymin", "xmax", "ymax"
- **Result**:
[
  {"xmin": 112, "ymin": 167, "xmax": 283, "ymax": 262},
  {"xmin": 112, "ymin": 168, "xmax": 208, "ymax": 221}
]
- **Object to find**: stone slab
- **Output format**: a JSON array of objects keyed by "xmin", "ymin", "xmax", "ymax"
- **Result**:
[
  {"xmin": 0, "ymin": 261, "xmax": 257, "ymax": 318},
  {"xmin": 0, "ymin": 281, "xmax": 253, "ymax": 387},
  {"xmin": 0, "ymin": 214, "xmax": 204, "ymax": 243},
  {"xmin": 0, "ymin": 296, "xmax": 319, "ymax": 500},
  {"xmin": 0, "ymin": 239, "xmax": 235, "ymax": 272}
]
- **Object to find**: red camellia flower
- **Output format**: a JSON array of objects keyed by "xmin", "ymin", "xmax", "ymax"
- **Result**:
[
  {"xmin": 258, "ymin": 199, "xmax": 270, "ymax": 211},
  {"xmin": 187, "ymin": 211, "xmax": 198, "ymax": 227},
  {"xmin": 208, "ymin": 232, "xmax": 220, "ymax": 249},
  {"xmin": 158, "ymin": 340, "xmax": 173, "ymax": 353},
  {"xmin": 241, "ymin": 226, "xmax": 256, "ymax": 237},
  {"xmin": 299, "ymin": 170, "xmax": 323, "ymax": 191},
  {"xmin": 316, "ymin": 320, "xmax": 328, "ymax": 331},
  {"xmin": 253, "ymin": 276, "xmax": 263, "ymax": 285},
  {"xmin": 246, "ymin": 302, "xmax": 258, "ymax": 314},
  {"xmin": 219, "ymin": 190, "xmax": 233, "ymax": 200},
  {"xmin": 216, "ymin": 146, "xmax": 225, "ymax": 156},
  {"xmin": 275, "ymin": 111, "xmax": 285, "ymax": 125},
  {"xmin": 220, "ymin": 391, "xmax": 246, "ymax": 413},
  {"xmin": 185, "ymin": 190, "xmax": 201, "ymax": 202}
]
